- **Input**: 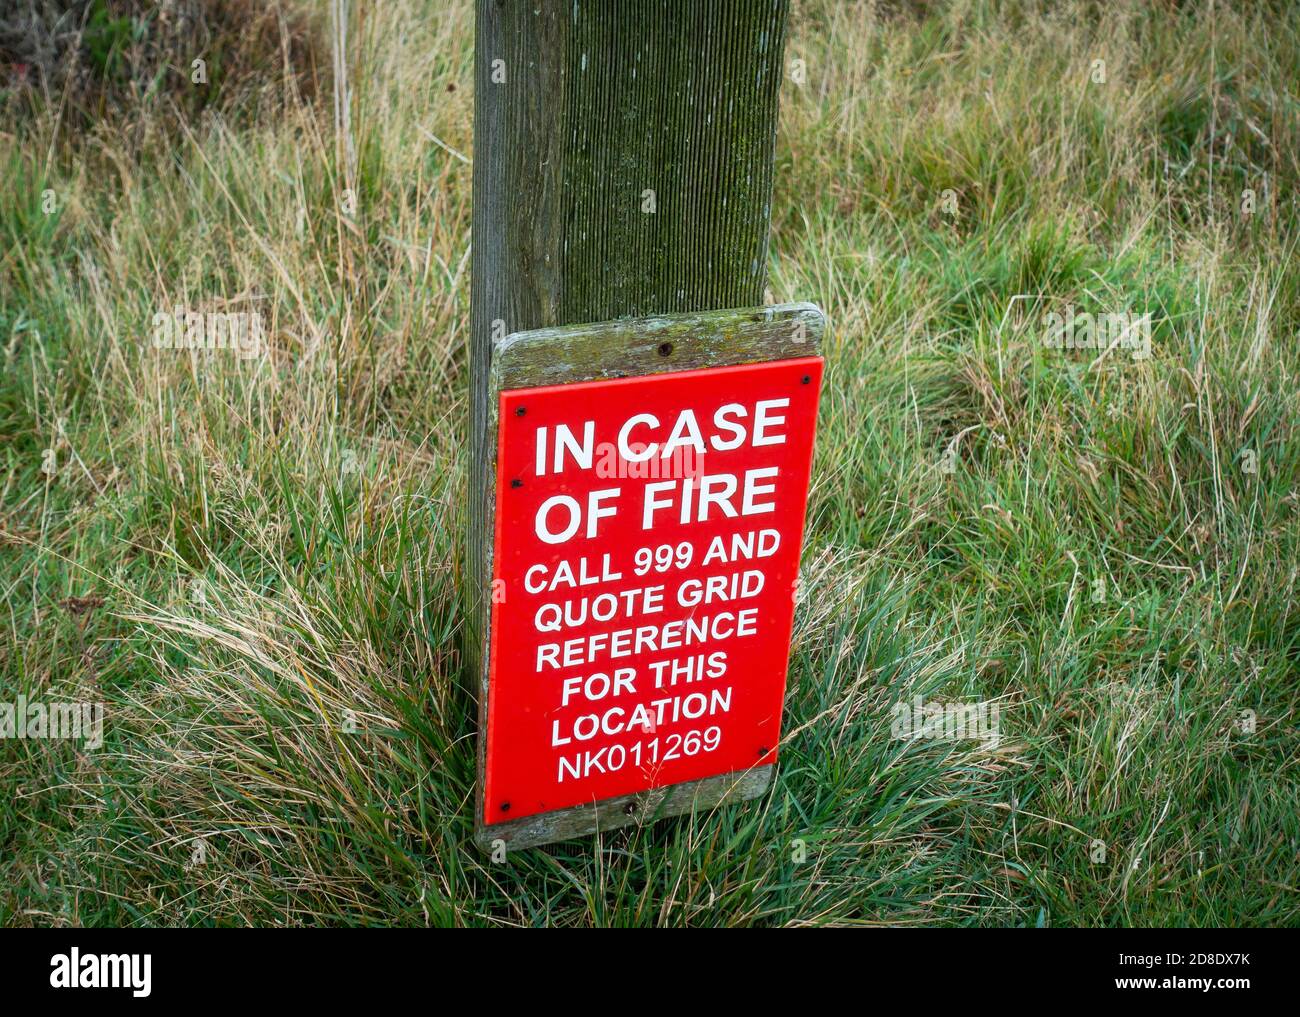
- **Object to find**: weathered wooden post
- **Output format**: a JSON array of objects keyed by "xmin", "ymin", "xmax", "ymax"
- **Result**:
[{"xmin": 467, "ymin": 0, "xmax": 825, "ymax": 850}]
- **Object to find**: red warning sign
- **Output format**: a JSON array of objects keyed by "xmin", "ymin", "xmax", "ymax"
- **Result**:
[{"xmin": 483, "ymin": 356, "xmax": 823, "ymax": 825}]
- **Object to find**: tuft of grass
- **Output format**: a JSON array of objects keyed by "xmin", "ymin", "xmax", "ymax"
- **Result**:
[
  {"xmin": 2, "ymin": 0, "xmax": 1297, "ymax": 926},
  {"xmin": 0, "ymin": 0, "xmax": 324, "ymax": 127}
]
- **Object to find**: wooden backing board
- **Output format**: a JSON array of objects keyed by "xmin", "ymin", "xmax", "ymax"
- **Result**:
[{"xmin": 474, "ymin": 301, "xmax": 826, "ymax": 851}]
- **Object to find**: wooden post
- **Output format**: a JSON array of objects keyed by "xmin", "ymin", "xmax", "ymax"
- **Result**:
[{"xmin": 467, "ymin": 0, "xmax": 793, "ymax": 847}]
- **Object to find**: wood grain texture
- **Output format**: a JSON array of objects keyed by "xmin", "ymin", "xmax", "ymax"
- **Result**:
[
  {"xmin": 467, "ymin": 0, "xmax": 793, "ymax": 850},
  {"xmin": 492, "ymin": 302, "xmax": 825, "ymax": 390},
  {"xmin": 477, "ymin": 766, "xmax": 775, "ymax": 852},
  {"xmin": 474, "ymin": 304, "xmax": 824, "ymax": 851}
]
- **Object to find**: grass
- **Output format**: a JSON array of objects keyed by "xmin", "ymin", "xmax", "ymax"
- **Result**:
[{"xmin": 1, "ymin": 0, "xmax": 1297, "ymax": 926}]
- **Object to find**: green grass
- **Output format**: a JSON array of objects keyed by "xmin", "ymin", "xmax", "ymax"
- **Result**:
[{"xmin": 1, "ymin": 0, "xmax": 1298, "ymax": 926}]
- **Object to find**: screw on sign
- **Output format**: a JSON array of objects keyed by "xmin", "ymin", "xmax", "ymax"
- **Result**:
[{"xmin": 482, "ymin": 351, "xmax": 822, "ymax": 840}]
